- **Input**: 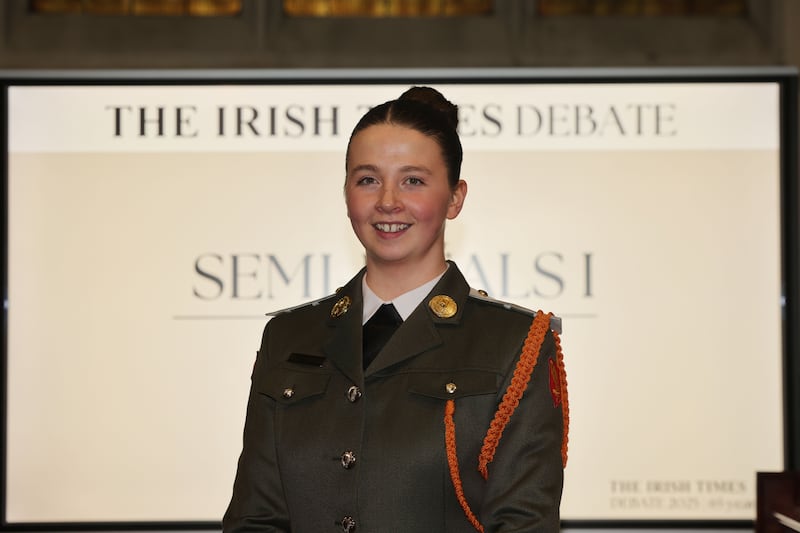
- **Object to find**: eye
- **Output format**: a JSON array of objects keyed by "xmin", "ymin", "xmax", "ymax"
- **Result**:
[
  {"xmin": 355, "ymin": 175, "xmax": 378, "ymax": 186},
  {"xmin": 405, "ymin": 176, "xmax": 425, "ymax": 186}
]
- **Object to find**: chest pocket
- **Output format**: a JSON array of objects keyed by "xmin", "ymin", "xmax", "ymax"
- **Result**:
[
  {"xmin": 407, "ymin": 369, "xmax": 500, "ymax": 400},
  {"xmin": 256, "ymin": 366, "xmax": 332, "ymax": 405}
]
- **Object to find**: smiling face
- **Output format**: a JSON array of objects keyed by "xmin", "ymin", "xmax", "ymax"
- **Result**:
[{"xmin": 345, "ymin": 123, "xmax": 467, "ymax": 281}]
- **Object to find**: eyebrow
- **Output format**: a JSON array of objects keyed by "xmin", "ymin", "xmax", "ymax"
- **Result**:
[
  {"xmin": 399, "ymin": 165, "xmax": 432, "ymax": 174},
  {"xmin": 349, "ymin": 164, "xmax": 432, "ymax": 174},
  {"xmin": 350, "ymin": 164, "xmax": 378, "ymax": 173}
]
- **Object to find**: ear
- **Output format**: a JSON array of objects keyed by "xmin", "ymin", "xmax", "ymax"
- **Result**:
[{"xmin": 446, "ymin": 180, "xmax": 467, "ymax": 220}]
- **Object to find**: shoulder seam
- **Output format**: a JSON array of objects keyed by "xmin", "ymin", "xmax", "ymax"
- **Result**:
[
  {"xmin": 467, "ymin": 289, "xmax": 562, "ymax": 333},
  {"xmin": 265, "ymin": 293, "xmax": 338, "ymax": 317}
]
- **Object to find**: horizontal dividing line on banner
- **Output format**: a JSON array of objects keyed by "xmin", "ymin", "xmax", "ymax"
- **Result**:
[
  {"xmin": 172, "ymin": 313, "xmax": 599, "ymax": 320},
  {"xmin": 173, "ymin": 314, "xmax": 268, "ymax": 320}
]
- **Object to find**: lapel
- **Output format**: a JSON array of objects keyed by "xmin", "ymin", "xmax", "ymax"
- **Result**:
[
  {"xmin": 366, "ymin": 261, "xmax": 470, "ymax": 376},
  {"xmin": 322, "ymin": 268, "xmax": 366, "ymax": 386}
]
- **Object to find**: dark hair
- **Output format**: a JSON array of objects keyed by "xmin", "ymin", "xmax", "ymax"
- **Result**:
[{"xmin": 346, "ymin": 86, "xmax": 463, "ymax": 188}]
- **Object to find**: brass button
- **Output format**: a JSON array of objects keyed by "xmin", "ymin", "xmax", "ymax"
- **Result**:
[
  {"xmin": 282, "ymin": 388, "xmax": 294, "ymax": 399},
  {"xmin": 429, "ymin": 295, "xmax": 457, "ymax": 318},
  {"xmin": 341, "ymin": 450, "xmax": 356, "ymax": 469},
  {"xmin": 477, "ymin": 289, "xmax": 488, "ymax": 297},
  {"xmin": 445, "ymin": 382, "xmax": 457, "ymax": 394},
  {"xmin": 346, "ymin": 385, "xmax": 362, "ymax": 403}
]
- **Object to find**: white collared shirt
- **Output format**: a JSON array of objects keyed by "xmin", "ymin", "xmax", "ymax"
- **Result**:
[{"xmin": 361, "ymin": 266, "xmax": 448, "ymax": 325}]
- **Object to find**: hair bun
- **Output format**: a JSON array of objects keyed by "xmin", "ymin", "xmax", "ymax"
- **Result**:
[{"xmin": 398, "ymin": 86, "xmax": 458, "ymax": 129}]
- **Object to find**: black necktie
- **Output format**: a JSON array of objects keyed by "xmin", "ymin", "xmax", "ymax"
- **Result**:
[{"xmin": 362, "ymin": 303, "xmax": 403, "ymax": 369}]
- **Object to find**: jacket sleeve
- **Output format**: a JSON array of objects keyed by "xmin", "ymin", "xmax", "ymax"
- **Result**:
[
  {"xmin": 223, "ymin": 323, "xmax": 291, "ymax": 533},
  {"xmin": 479, "ymin": 329, "xmax": 566, "ymax": 533}
]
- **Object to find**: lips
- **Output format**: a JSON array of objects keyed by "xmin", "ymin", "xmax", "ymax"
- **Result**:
[{"xmin": 374, "ymin": 222, "xmax": 410, "ymax": 233}]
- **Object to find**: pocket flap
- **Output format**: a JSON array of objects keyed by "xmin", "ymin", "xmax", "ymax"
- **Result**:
[
  {"xmin": 256, "ymin": 367, "xmax": 331, "ymax": 404},
  {"xmin": 408, "ymin": 370, "xmax": 499, "ymax": 400}
]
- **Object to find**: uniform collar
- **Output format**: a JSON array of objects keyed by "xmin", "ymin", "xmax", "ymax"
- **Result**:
[
  {"xmin": 361, "ymin": 266, "xmax": 448, "ymax": 324},
  {"xmin": 323, "ymin": 261, "xmax": 470, "ymax": 380}
]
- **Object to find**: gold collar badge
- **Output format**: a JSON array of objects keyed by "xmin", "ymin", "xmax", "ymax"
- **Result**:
[
  {"xmin": 429, "ymin": 295, "xmax": 457, "ymax": 318},
  {"xmin": 330, "ymin": 295, "xmax": 351, "ymax": 318}
]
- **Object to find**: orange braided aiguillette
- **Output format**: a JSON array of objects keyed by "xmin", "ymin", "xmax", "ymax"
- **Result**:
[
  {"xmin": 444, "ymin": 400, "xmax": 485, "ymax": 532},
  {"xmin": 553, "ymin": 327, "xmax": 570, "ymax": 467},
  {"xmin": 444, "ymin": 310, "xmax": 566, "ymax": 531},
  {"xmin": 477, "ymin": 311, "xmax": 549, "ymax": 480}
]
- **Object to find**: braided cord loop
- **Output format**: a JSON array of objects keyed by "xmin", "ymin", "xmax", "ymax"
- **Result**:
[
  {"xmin": 444, "ymin": 399, "xmax": 485, "ymax": 532},
  {"xmin": 444, "ymin": 310, "xmax": 561, "ymax": 531},
  {"xmin": 477, "ymin": 311, "xmax": 550, "ymax": 479},
  {"xmin": 553, "ymin": 326, "xmax": 570, "ymax": 467}
]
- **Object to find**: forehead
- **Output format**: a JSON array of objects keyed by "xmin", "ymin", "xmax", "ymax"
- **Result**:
[
  {"xmin": 347, "ymin": 123, "xmax": 443, "ymax": 163},
  {"xmin": 352, "ymin": 122, "xmax": 436, "ymax": 144}
]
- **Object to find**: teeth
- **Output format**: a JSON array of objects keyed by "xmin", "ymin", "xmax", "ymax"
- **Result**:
[{"xmin": 375, "ymin": 223, "xmax": 410, "ymax": 233}]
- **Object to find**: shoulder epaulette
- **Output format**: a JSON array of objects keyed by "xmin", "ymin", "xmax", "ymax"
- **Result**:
[
  {"xmin": 265, "ymin": 293, "xmax": 338, "ymax": 317},
  {"xmin": 467, "ymin": 288, "xmax": 562, "ymax": 334}
]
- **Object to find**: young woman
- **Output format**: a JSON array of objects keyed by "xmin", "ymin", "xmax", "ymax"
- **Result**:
[{"xmin": 223, "ymin": 87, "xmax": 568, "ymax": 532}]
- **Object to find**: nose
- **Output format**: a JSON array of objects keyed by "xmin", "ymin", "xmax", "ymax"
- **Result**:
[{"xmin": 377, "ymin": 185, "xmax": 400, "ymax": 211}]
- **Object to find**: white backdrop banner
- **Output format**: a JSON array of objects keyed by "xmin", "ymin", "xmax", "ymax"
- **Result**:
[{"xmin": 5, "ymin": 82, "xmax": 784, "ymax": 522}]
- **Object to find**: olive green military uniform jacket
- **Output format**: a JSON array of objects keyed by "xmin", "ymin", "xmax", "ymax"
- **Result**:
[{"xmin": 223, "ymin": 262, "xmax": 566, "ymax": 532}]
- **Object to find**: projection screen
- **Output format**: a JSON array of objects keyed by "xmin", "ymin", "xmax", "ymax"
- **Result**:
[{"xmin": 2, "ymin": 69, "xmax": 797, "ymax": 527}]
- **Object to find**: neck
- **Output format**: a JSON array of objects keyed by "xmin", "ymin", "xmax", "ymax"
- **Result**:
[{"xmin": 364, "ymin": 258, "xmax": 448, "ymax": 301}]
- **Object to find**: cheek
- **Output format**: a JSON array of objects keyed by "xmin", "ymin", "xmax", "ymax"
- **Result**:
[
  {"xmin": 412, "ymin": 197, "xmax": 452, "ymax": 223},
  {"xmin": 343, "ymin": 189, "xmax": 355, "ymax": 215},
  {"xmin": 344, "ymin": 192, "xmax": 366, "ymax": 221}
]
